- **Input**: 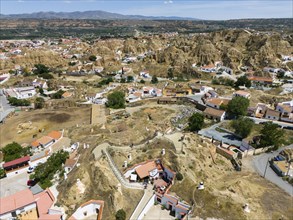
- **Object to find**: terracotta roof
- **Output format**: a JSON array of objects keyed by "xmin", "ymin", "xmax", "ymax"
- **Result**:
[
  {"xmin": 202, "ymin": 64, "xmax": 215, "ymax": 69},
  {"xmin": 3, "ymin": 156, "xmax": 30, "ymax": 168},
  {"xmin": 266, "ymin": 109, "xmax": 280, "ymax": 117},
  {"xmin": 34, "ymin": 189, "xmax": 55, "ymax": 216},
  {"xmin": 0, "ymin": 189, "xmax": 35, "ymax": 214},
  {"xmin": 37, "ymin": 136, "xmax": 53, "ymax": 145},
  {"xmin": 278, "ymin": 104, "xmax": 292, "ymax": 113},
  {"xmin": 31, "ymin": 140, "xmax": 40, "ymax": 148},
  {"xmin": 206, "ymin": 98, "xmax": 223, "ymax": 106},
  {"xmin": 38, "ymin": 214, "xmax": 62, "ymax": 220},
  {"xmin": 135, "ymin": 161, "xmax": 159, "ymax": 179},
  {"xmin": 154, "ymin": 179, "xmax": 168, "ymax": 188},
  {"xmin": 204, "ymin": 107, "xmax": 225, "ymax": 117},
  {"xmin": 248, "ymin": 76, "xmax": 273, "ymax": 82},
  {"xmin": 62, "ymin": 91, "xmax": 73, "ymax": 98},
  {"xmin": 65, "ymin": 158, "xmax": 77, "ymax": 168},
  {"xmin": 234, "ymin": 90, "xmax": 250, "ymax": 96},
  {"xmin": 164, "ymin": 194, "xmax": 178, "ymax": 204},
  {"xmin": 47, "ymin": 130, "xmax": 62, "ymax": 140}
]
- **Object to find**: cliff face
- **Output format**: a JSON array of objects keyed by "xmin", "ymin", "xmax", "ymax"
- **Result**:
[{"xmin": 1, "ymin": 30, "xmax": 292, "ymax": 74}]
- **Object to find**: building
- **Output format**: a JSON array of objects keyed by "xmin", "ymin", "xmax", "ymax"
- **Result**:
[
  {"xmin": 4, "ymin": 87, "xmax": 36, "ymax": 99},
  {"xmin": 163, "ymin": 84, "xmax": 192, "ymax": 97},
  {"xmin": 2, "ymin": 156, "xmax": 30, "ymax": 172},
  {"xmin": 0, "ymin": 188, "xmax": 61, "ymax": 220},
  {"xmin": 233, "ymin": 90, "xmax": 251, "ymax": 99},
  {"xmin": 31, "ymin": 130, "xmax": 62, "ymax": 149},
  {"xmin": 203, "ymin": 107, "xmax": 226, "ymax": 121},
  {"xmin": 265, "ymin": 109, "xmax": 280, "ymax": 121},
  {"xmin": 205, "ymin": 98, "xmax": 230, "ymax": 109},
  {"xmin": 69, "ymin": 200, "xmax": 104, "ymax": 220},
  {"xmin": 248, "ymin": 76, "xmax": 273, "ymax": 86},
  {"xmin": 201, "ymin": 64, "xmax": 216, "ymax": 73}
]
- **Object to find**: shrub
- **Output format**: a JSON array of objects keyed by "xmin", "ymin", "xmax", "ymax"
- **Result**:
[
  {"xmin": 115, "ymin": 209, "xmax": 126, "ymax": 220},
  {"xmin": 176, "ymin": 172, "xmax": 183, "ymax": 181}
]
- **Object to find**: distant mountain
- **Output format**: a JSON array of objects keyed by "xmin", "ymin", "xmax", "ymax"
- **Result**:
[{"xmin": 0, "ymin": 10, "xmax": 199, "ymax": 20}]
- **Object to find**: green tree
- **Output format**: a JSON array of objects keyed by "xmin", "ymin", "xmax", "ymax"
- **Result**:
[
  {"xmin": 106, "ymin": 91, "xmax": 125, "ymax": 109},
  {"xmin": 259, "ymin": 122, "xmax": 284, "ymax": 149},
  {"xmin": 89, "ymin": 55, "xmax": 97, "ymax": 61},
  {"xmin": 167, "ymin": 68, "xmax": 174, "ymax": 79},
  {"xmin": 35, "ymin": 97, "xmax": 45, "ymax": 109},
  {"xmin": 176, "ymin": 172, "xmax": 183, "ymax": 181},
  {"xmin": 139, "ymin": 79, "xmax": 145, "ymax": 84},
  {"xmin": 115, "ymin": 209, "xmax": 126, "ymax": 220},
  {"xmin": 127, "ymin": 75, "xmax": 134, "ymax": 82},
  {"xmin": 151, "ymin": 75, "xmax": 158, "ymax": 84},
  {"xmin": 0, "ymin": 168, "xmax": 6, "ymax": 179},
  {"xmin": 188, "ymin": 113, "xmax": 204, "ymax": 132},
  {"xmin": 231, "ymin": 117, "xmax": 254, "ymax": 138},
  {"xmin": 234, "ymin": 76, "xmax": 251, "ymax": 88},
  {"xmin": 226, "ymin": 96, "xmax": 249, "ymax": 118},
  {"xmin": 2, "ymin": 142, "xmax": 24, "ymax": 162},
  {"xmin": 8, "ymin": 97, "xmax": 30, "ymax": 106},
  {"xmin": 52, "ymin": 90, "xmax": 65, "ymax": 99},
  {"xmin": 31, "ymin": 150, "xmax": 69, "ymax": 189},
  {"xmin": 34, "ymin": 64, "xmax": 49, "ymax": 75},
  {"xmin": 39, "ymin": 88, "xmax": 44, "ymax": 95}
]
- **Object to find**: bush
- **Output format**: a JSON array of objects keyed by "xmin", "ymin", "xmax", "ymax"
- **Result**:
[
  {"xmin": 115, "ymin": 209, "xmax": 126, "ymax": 220},
  {"xmin": 8, "ymin": 97, "xmax": 30, "ymax": 106},
  {"xmin": 188, "ymin": 113, "xmax": 204, "ymax": 132},
  {"xmin": 35, "ymin": 97, "xmax": 45, "ymax": 109},
  {"xmin": 89, "ymin": 55, "xmax": 97, "ymax": 61},
  {"xmin": 151, "ymin": 75, "xmax": 158, "ymax": 84},
  {"xmin": 2, "ymin": 142, "xmax": 31, "ymax": 162},
  {"xmin": 140, "ymin": 79, "xmax": 145, "ymax": 84},
  {"xmin": 30, "ymin": 150, "xmax": 69, "ymax": 189},
  {"xmin": 52, "ymin": 90, "xmax": 65, "ymax": 99},
  {"xmin": 176, "ymin": 172, "xmax": 183, "ymax": 181},
  {"xmin": 231, "ymin": 117, "xmax": 254, "ymax": 138},
  {"xmin": 106, "ymin": 91, "xmax": 125, "ymax": 109}
]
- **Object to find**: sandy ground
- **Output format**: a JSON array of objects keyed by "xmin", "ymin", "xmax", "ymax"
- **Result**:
[{"xmin": 0, "ymin": 107, "xmax": 90, "ymax": 148}]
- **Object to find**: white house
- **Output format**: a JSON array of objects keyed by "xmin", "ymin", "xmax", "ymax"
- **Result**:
[
  {"xmin": 233, "ymin": 90, "xmax": 251, "ymax": 99},
  {"xmin": 4, "ymin": 87, "xmax": 36, "ymax": 99},
  {"xmin": 69, "ymin": 200, "xmax": 104, "ymax": 220}
]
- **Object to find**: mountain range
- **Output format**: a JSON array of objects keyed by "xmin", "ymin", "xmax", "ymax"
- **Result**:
[{"xmin": 0, "ymin": 10, "xmax": 199, "ymax": 20}]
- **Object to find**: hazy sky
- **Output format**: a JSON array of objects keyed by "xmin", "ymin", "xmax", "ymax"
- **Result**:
[{"xmin": 1, "ymin": 0, "xmax": 292, "ymax": 20}]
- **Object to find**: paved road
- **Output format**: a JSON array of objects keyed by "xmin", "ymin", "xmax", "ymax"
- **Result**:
[
  {"xmin": 253, "ymin": 144, "xmax": 293, "ymax": 196},
  {"xmin": 198, "ymin": 122, "xmax": 242, "ymax": 147},
  {"xmin": 249, "ymin": 117, "xmax": 293, "ymax": 129},
  {"xmin": 0, "ymin": 172, "xmax": 29, "ymax": 198},
  {"xmin": 0, "ymin": 91, "xmax": 15, "ymax": 122}
]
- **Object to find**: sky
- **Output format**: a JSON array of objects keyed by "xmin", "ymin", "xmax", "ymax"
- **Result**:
[{"xmin": 1, "ymin": 0, "xmax": 292, "ymax": 20}]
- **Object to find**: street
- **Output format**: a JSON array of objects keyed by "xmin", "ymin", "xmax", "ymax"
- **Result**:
[
  {"xmin": 0, "ymin": 91, "xmax": 15, "ymax": 123},
  {"xmin": 253, "ymin": 144, "xmax": 293, "ymax": 196},
  {"xmin": 249, "ymin": 117, "xmax": 293, "ymax": 129},
  {"xmin": 198, "ymin": 122, "xmax": 242, "ymax": 147}
]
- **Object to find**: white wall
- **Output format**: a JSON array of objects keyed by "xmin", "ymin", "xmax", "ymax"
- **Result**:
[
  {"xmin": 0, "ymin": 203, "xmax": 36, "ymax": 220},
  {"xmin": 137, "ymin": 195, "xmax": 155, "ymax": 220},
  {"xmin": 72, "ymin": 203, "xmax": 101, "ymax": 220}
]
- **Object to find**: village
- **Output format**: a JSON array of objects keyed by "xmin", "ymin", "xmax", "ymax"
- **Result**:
[{"xmin": 0, "ymin": 30, "xmax": 293, "ymax": 220}]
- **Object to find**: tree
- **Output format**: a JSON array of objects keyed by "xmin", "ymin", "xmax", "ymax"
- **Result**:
[
  {"xmin": 151, "ymin": 75, "xmax": 158, "ymax": 84},
  {"xmin": 234, "ymin": 76, "xmax": 251, "ymax": 88},
  {"xmin": 259, "ymin": 122, "xmax": 284, "ymax": 149},
  {"xmin": 176, "ymin": 172, "xmax": 183, "ymax": 181},
  {"xmin": 8, "ymin": 97, "xmax": 30, "ymax": 106},
  {"xmin": 0, "ymin": 168, "xmax": 6, "ymax": 179},
  {"xmin": 39, "ymin": 88, "xmax": 44, "ymax": 95},
  {"xmin": 52, "ymin": 90, "xmax": 65, "ymax": 99},
  {"xmin": 140, "ymin": 79, "xmax": 145, "ymax": 84},
  {"xmin": 2, "ymin": 142, "xmax": 29, "ymax": 162},
  {"xmin": 188, "ymin": 113, "xmax": 204, "ymax": 132},
  {"xmin": 127, "ymin": 75, "xmax": 134, "ymax": 82},
  {"xmin": 35, "ymin": 97, "xmax": 45, "ymax": 109},
  {"xmin": 89, "ymin": 55, "xmax": 97, "ymax": 61},
  {"xmin": 231, "ymin": 117, "xmax": 254, "ymax": 138},
  {"xmin": 106, "ymin": 91, "xmax": 125, "ymax": 109},
  {"xmin": 226, "ymin": 96, "xmax": 249, "ymax": 118},
  {"xmin": 167, "ymin": 67, "xmax": 174, "ymax": 79},
  {"xmin": 115, "ymin": 209, "xmax": 126, "ymax": 220},
  {"xmin": 34, "ymin": 64, "xmax": 49, "ymax": 75},
  {"xmin": 31, "ymin": 150, "xmax": 69, "ymax": 189}
]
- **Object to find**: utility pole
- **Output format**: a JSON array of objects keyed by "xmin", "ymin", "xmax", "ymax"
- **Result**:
[{"xmin": 263, "ymin": 157, "xmax": 271, "ymax": 178}]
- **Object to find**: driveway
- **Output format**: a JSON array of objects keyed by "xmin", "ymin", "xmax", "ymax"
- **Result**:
[
  {"xmin": 198, "ymin": 123, "xmax": 242, "ymax": 147},
  {"xmin": 0, "ymin": 92, "xmax": 15, "ymax": 123},
  {"xmin": 253, "ymin": 144, "xmax": 293, "ymax": 196},
  {"xmin": 249, "ymin": 117, "xmax": 293, "ymax": 129},
  {"xmin": 0, "ymin": 172, "xmax": 30, "ymax": 198}
]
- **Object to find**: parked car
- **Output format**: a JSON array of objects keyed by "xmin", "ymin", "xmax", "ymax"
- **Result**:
[
  {"xmin": 27, "ymin": 166, "xmax": 35, "ymax": 174},
  {"xmin": 27, "ymin": 178, "xmax": 38, "ymax": 187}
]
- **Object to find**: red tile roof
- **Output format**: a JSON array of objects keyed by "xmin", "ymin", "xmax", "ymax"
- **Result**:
[
  {"xmin": 136, "ymin": 161, "xmax": 158, "ymax": 179},
  {"xmin": 34, "ymin": 189, "xmax": 55, "ymax": 217},
  {"xmin": 0, "ymin": 189, "xmax": 35, "ymax": 214},
  {"xmin": 3, "ymin": 156, "xmax": 30, "ymax": 168},
  {"xmin": 47, "ymin": 131, "xmax": 62, "ymax": 140}
]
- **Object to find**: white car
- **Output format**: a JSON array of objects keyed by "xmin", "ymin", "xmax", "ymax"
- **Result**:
[{"xmin": 27, "ymin": 166, "xmax": 35, "ymax": 174}]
